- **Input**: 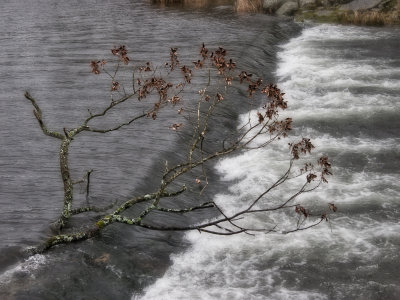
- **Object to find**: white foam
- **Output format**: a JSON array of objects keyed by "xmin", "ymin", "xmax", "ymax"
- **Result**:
[
  {"xmin": 276, "ymin": 25, "xmax": 400, "ymax": 121},
  {"xmin": 138, "ymin": 24, "xmax": 400, "ymax": 300},
  {"xmin": 0, "ymin": 254, "xmax": 47, "ymax": 284},
  {"xmin": 283, "ymin": 24, "xmax": 397, "ymax": 42}
]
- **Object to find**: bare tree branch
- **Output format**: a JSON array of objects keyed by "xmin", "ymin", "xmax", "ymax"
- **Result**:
[
  {"xmin": 24, "ymin": 92, "xmax": 64, "ymax": 140},
  {"xmin": 156, "ymin": 202, "xmax": 214, "ymax": 213},
  {"xmin": 84, "ymin": 112, "xmax": 147, "ymax": 133},
  {"xmin": 70, "ymin": 200, "xmax": 116, "ymax": 216},
  {"xmin": 25, "ymin": 45, "xmax": 335, "ymax": 254}
]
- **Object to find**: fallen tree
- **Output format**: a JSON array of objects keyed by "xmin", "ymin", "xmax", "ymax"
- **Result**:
[{"xmin": 25, "ymin": 44, "xmax": 335, "ymax": 253}]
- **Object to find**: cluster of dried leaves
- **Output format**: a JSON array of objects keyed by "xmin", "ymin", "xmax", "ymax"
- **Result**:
[
  {"xmin": 111, "ymin": 45, "xmax": 130, "ymax": 64},
  {"xmin": 91, "ymin": 43, "xmax": 336, "ymax": 217},
  {"xmin": 91, "ymin": 43, "xmax": 334, "ymax": 191},
  {"xmin": 25, "ymin": 43, "xmax": 338, "ymax": 252}
]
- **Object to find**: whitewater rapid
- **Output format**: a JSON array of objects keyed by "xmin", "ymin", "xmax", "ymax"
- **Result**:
[{"xmin": 138, "ymin": 24, "xmax": 400, "ymax": 300}]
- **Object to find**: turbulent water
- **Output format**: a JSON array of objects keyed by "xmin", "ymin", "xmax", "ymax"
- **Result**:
[
  {"xmin": 0, "ymin": 0, "xmax": 399, "ymax": 299},
  {"xmin": 139, "ymin": 25, "xmax": 400, "ymax": 299}
]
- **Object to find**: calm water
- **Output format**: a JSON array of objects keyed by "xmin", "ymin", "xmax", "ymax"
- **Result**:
[
  {"xmin": 0, "ymin": 0, "xmax": 301, "ymax": 299},
  {"xmin": 0, "ymin": 1, "xmax": 399, "ymax": 299}
]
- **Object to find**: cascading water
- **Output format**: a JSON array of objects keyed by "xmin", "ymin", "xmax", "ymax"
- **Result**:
[
  {"xmin": 0, "ymin": 0, "xmax": 399, "ymax": 298},
  {"xmin": 139, "ymin": 24, "xmax": 400, "ymax": 300}
]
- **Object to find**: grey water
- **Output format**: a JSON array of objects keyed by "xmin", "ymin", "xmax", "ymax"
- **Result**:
[
  {"xmin": 0, "ymin": 0, "xmax": 300, "ymax": 299},
  {"xmin": 0, "ymin": 1, "xmax": 399, "ymax": 299}
]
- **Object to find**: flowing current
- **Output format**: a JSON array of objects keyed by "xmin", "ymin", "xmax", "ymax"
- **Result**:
[
  {"xmin": 0, "ymin": 1, "xmax": 399, "ymax": 299},
  {"xmin": 140, "ymin": 25, "xmax": 400, "ymax": 299}
]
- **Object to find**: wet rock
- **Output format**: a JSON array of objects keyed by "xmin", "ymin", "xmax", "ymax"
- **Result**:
[
  {"xmin": 319, "ymin": 0, "xmax": 330, "ymax": 6},
  {"xmin": 263, "ymin": 0, "xmax": 286, "ymax": 10},
  {"xmin": 329, "ymin": 0, "xmax": 353, "ymax": 4},
  {"xmin": 276, "ymin": 1, "xmax": 299, "ymax": 15},
  {"xmin": 340, "ymin": 0, "xmax": 383, "ymax": 10},
  {"xmin": 318, "ymin": 0, "xmax": 353, "ymax": 6},
  {"xmin": 299, "ymin": 0, "xmax": 318, "ymax": 9}
]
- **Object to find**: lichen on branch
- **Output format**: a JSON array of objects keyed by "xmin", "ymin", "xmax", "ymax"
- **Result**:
[{"xmin": 25, "ymin": 44, "xmax": 336, "ymax": 254}]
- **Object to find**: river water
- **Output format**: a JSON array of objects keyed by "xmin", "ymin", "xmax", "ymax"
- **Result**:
[{"xmin": 0, "ymin": 1, "xmax": 399, "ymax": 299}]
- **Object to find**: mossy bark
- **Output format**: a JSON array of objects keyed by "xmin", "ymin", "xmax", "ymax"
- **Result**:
[{"xmin": 58, "ymin": 137, "xmax": 73, "ymax": 229}]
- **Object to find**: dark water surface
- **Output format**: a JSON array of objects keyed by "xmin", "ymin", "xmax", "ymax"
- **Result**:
[{"xmin": 0, "ymin": 1, "xmax": 300, "ymax": 298}]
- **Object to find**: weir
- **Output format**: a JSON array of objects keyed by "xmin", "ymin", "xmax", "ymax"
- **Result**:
[{"xmin": 0, "ymin": 0, "xmax": 399, "ymax": 299}]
